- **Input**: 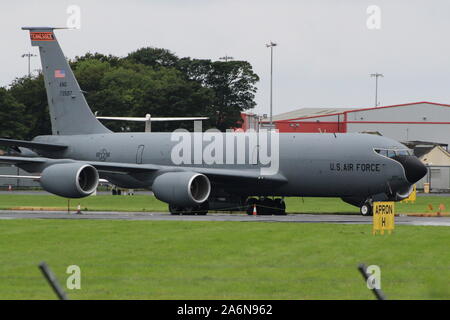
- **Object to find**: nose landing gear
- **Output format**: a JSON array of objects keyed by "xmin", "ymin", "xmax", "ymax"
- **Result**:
[{"xmin": 360, "ymin": 200, "xmax": 373, "ymax": 216}]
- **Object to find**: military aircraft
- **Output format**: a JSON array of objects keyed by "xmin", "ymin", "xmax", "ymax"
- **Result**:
[{"xmin": 0, "ymin": 27, "xmax": 427, "ymax": 216}]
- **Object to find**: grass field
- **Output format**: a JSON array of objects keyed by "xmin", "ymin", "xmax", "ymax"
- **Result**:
[
  {"xmin": 0, "ymin": 194, "xmax": 449, "ymax": 214},
  {"xmin": 0, "ymin": 220, "xmax": 448, "ymax": 300}
]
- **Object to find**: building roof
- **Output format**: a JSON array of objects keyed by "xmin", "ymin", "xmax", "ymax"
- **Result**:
[
  {"xmin": 402, "ymin": 140, "xmax": 448, "ymax": 148},
  {"xmin": 414, "ymin": 146, "xmax": 435, "ymax": 158},
  {"xmin": 419, "ymin": 146, "xmax": 450, "ymax": 165},
  {"xmin": 271, "ymin": 107, "xmax": 353, "ymax": 121},
  {"xmin": 270, "ymin": 101, "xmax": 450, "ymax": 122}
]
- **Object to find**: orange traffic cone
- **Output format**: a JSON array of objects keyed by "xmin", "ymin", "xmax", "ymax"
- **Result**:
[{"xmin": 253, "ymin": 204, "xmax": 257, "ymax": 216}]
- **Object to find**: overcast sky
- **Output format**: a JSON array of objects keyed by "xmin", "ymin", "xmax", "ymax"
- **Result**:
[{"xmin": 2, "ymin": 0, "xmax": 450, "ymax": 116}]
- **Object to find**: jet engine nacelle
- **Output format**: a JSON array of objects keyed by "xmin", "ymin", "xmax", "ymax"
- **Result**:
[
  {"xmin": 152, "ymin": 172, "xmax": 211, "ymax": 207},
  {"xmin": 40, "ymin": 163, "xmax": 99, "ymax": 198}
]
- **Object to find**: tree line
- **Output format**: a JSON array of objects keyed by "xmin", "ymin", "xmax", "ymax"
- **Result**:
[{"xmin": 0, "ymin": 47, "xmax": 259, "ymax": 140}]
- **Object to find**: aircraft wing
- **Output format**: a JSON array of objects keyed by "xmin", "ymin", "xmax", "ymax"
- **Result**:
[
  {"xmin": 0, "ymin": 156, "xmax": 48, "ymax": 165},
  {"xmin": 0, "ymin": 156, "xmax": 287, "ymax": 184},
  {"xmin": 76, "ymin": 160, "xmax": 287, "ymax": 184},
  {"xmin": 0, "ymin": 138, "xmax": 67, "ymax": 152}
]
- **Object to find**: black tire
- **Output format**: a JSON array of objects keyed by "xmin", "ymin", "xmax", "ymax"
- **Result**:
[
  {"xmin": 171, "ymin": 204, "xmax": 208, "ymax": 216},
  {"xmin": 260, "ymin": 198, "xmax": 274, "ymax": 215},
  {"xmin": 274, "ymin": 198, "xmax": 286, "ymax": 215},
  {"xmin": 360, "ymin": 201, "xmax": 373, "ymax": 216},
  {"xmin": 194, "ymin": 202, "xmax": 209, "ymax": 215},
  {"xmin": 169, "ymin": 204, "xmax": 182, "ymax": 215}
]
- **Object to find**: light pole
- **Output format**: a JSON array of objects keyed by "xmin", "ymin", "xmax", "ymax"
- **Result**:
[
  {"xmin": 21, "ymin": 52, "xmax": 37, "ymax": 77},
  {"xmin": 370, "ymin": 73, "xmax": 384, "ymax": 107},
  {"xmin": 219, "ymin": 55, "xmax": 234, "ymax": 62},
  {"xmin": 266, "ymin": 41, "xmax": 277, "ymax": 127}
]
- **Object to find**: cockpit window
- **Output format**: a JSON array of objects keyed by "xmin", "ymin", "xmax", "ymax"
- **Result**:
[
  {"xmin": 387, "ymin": 150, "xmax": 396, "ymax": 158},
  {"xmin": 375, "ymin": 148, "xmax": 411, "ymax": 158},
  {"xmin": 379, "ymin": 150, "xmax": 388, "ymax": 157},
  {"xmin": 396, "ymin": 150, "xmax": 410, "ymax": 156}
]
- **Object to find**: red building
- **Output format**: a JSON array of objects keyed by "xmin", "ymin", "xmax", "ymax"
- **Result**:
[{"xmin": 250, "ymin": 101, "xmax": 450, "ymax": 147}]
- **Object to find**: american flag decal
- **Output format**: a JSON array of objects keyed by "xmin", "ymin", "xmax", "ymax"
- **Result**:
[{"xmin": 54, "ymin": 69, "xmax": 65, "ymax": 78}]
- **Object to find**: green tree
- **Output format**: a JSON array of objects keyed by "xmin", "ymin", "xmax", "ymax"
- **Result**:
[
  {"xmin": 127, "ymin": 49, "xmax": 260, "ymax": 131},
  {"xmin": 207, "ymin": 60, "xmax": 259, "ymax": 131},
  {"xmin": 127, "ymin": 47, "xmax": 179, "ymax": 69},
  {"xmin": 8, "ymin": 75, "xmax": 50, "ymax": 139},
  {"xmin": 3, "ymin": 47, "xmax": 259, "ymax": 137},
  {"xmin": 0, "ymin": 87, "xmax": 28, "ymax": 139}
]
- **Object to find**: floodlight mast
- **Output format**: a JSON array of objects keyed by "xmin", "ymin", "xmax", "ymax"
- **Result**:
[
  {"xmin": 219, "ymin": 55, "xmax": 234, "ymax": 62},
  {"xmin": 370, "ymin": 73, "xmax": 384, "ymax": 107},
  {"xmin": 21, "ymin": 52, "xmax": 37, "ymax": 77},
  {"xmin": 266, "ymin": 41, "xmax": 277, "ymax": 128}
]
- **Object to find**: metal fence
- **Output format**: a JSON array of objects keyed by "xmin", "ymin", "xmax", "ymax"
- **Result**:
[{"xmin": 416, "ymin": 166, "xmax": 450, "ymax": 192}]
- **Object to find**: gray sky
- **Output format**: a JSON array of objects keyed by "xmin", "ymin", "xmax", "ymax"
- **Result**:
[{"xmin": 2, "ymin": 0, "xmax": 450, "ymax": 116}]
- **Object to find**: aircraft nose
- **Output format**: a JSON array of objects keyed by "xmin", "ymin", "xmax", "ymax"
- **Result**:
[{"xmin": 394, "ymin": 155, "xmax": 427, "ymax": 184}]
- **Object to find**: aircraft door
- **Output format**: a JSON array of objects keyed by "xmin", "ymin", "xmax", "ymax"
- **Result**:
[{"xmin": 136, "ymin": 145, "xmax": 145, "ymax": 164}]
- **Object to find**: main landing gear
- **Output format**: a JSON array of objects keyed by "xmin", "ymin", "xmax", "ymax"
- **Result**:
[
  {"xmin": 168, "ymin": 197, "xmax": 287, "ymax": 216},
  {"xmin": 169, "ymin": 202, "xmax": 208, "ymax": 215},
  {"xmin": 245, "ymin": 197, "xmax": 286, "ymax": 216}
]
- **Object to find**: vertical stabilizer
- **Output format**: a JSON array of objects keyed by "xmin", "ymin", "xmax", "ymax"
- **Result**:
[{"xmin": 22, "ymin": 27, "xmax": 111, "ymax": 135}]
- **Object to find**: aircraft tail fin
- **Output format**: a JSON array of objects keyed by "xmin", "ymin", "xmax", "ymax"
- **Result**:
[{"xmin": 22, "ymin": 27, "xmax": 110, "ymax": 135}]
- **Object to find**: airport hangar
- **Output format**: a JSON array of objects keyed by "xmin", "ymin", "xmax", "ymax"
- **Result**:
[{"xmin": 253, "ymin": 101, "xmax": 450, "ymax": 148}]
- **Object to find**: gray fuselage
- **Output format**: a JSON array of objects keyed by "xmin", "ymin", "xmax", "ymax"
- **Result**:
[{"xmin": 34, "ymin": 132, "xmax": 410, "ymax": 198}]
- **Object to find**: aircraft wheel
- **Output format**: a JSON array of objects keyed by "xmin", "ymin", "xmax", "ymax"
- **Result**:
[
  {"xmin": 169, "ymin": 204, "xmax": 182, "ymax": 215},
  {"xmin": 181, "ymin": 207, "xmax": 194, "ymax": 215},
  {"xmin": 173, "ymin": 204, "xmax": 208, "ymax": 215},
  {"xmin": 195, "ymin": 202, "xmax": 209, "ymax": 215},
  {"xmin": 360, "ymin": 201, "xmax": 373, "ymax": 216},
  {"xmin": 260, "ymin": 198, "xmax": 273, "ymax": 215},
  {"xmin": 274, "ymin": 198, "xmax": 286, "ymax": 215}
]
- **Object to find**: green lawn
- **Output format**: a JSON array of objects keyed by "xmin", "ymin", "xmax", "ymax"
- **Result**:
[
  {"xmin": 0, "ymin": 194, "xmax": 448, "ymax": 214},
  {"xmin": 0, "ymin": 220, "xmax": 448, "ymax": 300}
]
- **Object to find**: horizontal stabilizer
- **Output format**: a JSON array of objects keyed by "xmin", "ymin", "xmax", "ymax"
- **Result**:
[{"xmin": 96, "ymin": 116, "xmax": 209, "ymax": 122}]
